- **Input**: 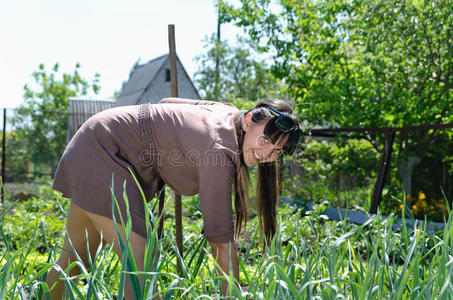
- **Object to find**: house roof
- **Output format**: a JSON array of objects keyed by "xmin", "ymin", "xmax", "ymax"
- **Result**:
[
  {"xmin": 114, "ymin": 53, "xmax": 201, "ymax": 106},
  {"xmin": 115, "ymin": 54, "xmax": 169, "ymax": 107}
]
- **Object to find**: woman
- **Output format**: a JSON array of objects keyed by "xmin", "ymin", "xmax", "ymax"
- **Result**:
[{"xmin": 46, "ymin": 97, "xmax": 302, "ymax": 298}]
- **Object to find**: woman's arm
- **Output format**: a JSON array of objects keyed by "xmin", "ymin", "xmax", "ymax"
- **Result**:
[{"xmin": 209, "ymin": 242, "xmax": 240, "ymax": 294}]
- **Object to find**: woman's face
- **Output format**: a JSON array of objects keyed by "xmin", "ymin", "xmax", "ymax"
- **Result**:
[{"xmin": 242, "ymin": 113, "xmax": 288, "ymax": 167}]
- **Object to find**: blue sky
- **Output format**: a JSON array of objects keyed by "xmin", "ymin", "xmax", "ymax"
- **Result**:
[{"xmin": 0, "ymin": 0, "xmax": 240, "ymax": 108}]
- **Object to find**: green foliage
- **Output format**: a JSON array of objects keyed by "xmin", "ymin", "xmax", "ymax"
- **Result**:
[
  {"xmin": 304, "ymin": 138, "xmax": 379, "ymax": 185},
  {"xmin": 282, "ymin": 138, "xmax": 379, "ymax": 208},
  {"xmin": 1, "ymin": 184, "xmax": 68, "ymax": 252},
  {"xmin": 9, "ymin": 63, "xmax": 100, "ymax": 178},
  {"xmin": 194, "ymin": 34, "xmax": 286, "ymax": 104},
  {"xmin": 3, "ymin": 130, "xmax": 29, "ymax": 180},
  {"xmin": 221, "ymin": 0, "xmax": 453, "ymax": 129},
  {"xmin": 405, "ymin": 132, "xmax": 453, "ymax": 200},
  {"xmin": 221, "ymin": 0, "xmax": 453, "ymax": 212}
]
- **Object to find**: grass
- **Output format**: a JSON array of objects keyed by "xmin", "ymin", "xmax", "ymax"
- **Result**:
[{"xmin": 1, "ymin": 182, "xmax": 453, "ymax": 299}]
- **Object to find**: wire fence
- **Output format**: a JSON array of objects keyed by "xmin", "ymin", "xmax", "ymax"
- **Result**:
[{"xmin": 1, "ymin": 107, "xmax": 64, "ymax": 183}]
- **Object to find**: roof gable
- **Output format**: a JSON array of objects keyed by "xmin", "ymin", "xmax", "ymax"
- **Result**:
[
  {"xmin": 115, "ymin": 55, "xmax": 168, "ymax": 106},
  {"xmin": 114, "ymin": 54, "xmax": 200, "ymax": 107},
  {"xmin": 117, "ymin": 55, "xmax": 168, "ymax": 102}
]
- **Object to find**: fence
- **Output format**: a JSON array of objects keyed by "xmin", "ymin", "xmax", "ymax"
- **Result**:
[
  {"xmin": 308, "ymin": 123, "xmax": 453, "ymax": 214},
  {"xmin": 0, "ymin": 102, "xmax": 114, "ymax": 201},
  {"xmin": 1, "ymin": 107, "xmax": 64, "ymax": 183}
]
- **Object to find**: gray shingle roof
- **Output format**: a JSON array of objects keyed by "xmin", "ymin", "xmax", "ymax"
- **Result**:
[
  {"xmin": 115, "ymin": 54, "xmax": 169, "ymax": 107},
  {"xmin": 114, "ymin": 53, "xmax": 201, "ymax": 107}
]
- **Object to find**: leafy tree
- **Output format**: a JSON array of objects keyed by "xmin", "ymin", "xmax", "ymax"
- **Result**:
[
  {"xmin": 194, "ymin": 34, "xmax": 286, "ymax": 108},
  {"xmin": 220, "ymin": 0, "xmax": 453, "ymax": 208},
  {"xmin": 10, "ymin": 63, "xmax": 100, "ymax": 178},
  {"xmin": 221, "ymin": 0, "xmax": 452, "ymax": 130}
]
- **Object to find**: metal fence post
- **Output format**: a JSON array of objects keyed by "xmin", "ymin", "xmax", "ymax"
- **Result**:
[{"xmin": 370, "ymin": 130, "xmax": 396, "ymax": 214}]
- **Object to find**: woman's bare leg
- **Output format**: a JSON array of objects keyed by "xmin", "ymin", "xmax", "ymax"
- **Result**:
[
  {"xmin": 46, "ymin": 202, "xmax": 147, "ymax": 299},
  {"xmin": 84, "ymin": 210, "xmax": 147, "ymax": 299},
  {"xmin": 46, "ymin": 202, "xmax": 103, "ymax": 299}
]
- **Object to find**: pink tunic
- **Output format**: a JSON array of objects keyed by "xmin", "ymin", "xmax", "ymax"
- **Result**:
[{"xmin": 53, "ymin": 98, "xmax": 241, "ymax": 243}]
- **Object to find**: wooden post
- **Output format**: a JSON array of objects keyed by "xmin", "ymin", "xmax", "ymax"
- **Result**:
[
  {"xmin": 168, "ymin": 24, "xmax": 184, "ymax": 262},
  {"xmin": 214, "ymin": 3, "xmax": 221, "ymax": 99},
  {"xmin": 370, "ymin": 130, "xmax": 395, "ymax": 214},
  {"xmin": 1, "ymin": 108, "xmax": 6, "ymax": 203},
  {"xmin": 157, "ymin": 179, "xmax": 165, "ymax": 238}
]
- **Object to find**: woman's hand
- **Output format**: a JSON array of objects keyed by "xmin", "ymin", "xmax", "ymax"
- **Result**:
[{"xmin": 209, "ymin": 242, "xmax": 240, "ymax": 295}]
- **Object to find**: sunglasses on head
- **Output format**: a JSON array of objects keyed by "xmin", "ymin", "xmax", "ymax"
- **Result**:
[
  {"xmin": 262, "ymin": 105, "xmax": 302, "ymax": 155},
  {"xmin": 263, "ymin": 105, "xmax": 299, "ymax": 132}
]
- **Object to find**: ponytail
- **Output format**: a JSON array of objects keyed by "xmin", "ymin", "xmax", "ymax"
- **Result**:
[
  {"xmin": 233, "ymin": 111, "xmax": 250, "ymax": 238},
  {"xmin": 256, "ymin": 162, "xmax": 279, "ymax": 244},
  {"xmin": 234, "ymin": 162, "xmax": 250, "ymax": 237}
]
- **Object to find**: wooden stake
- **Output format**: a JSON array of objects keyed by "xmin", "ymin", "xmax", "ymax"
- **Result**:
[
  {"xmin": 1, "ymin": 108, "xmax": 6, "ymax": 203},
  {"xmin": 168, "ymin": 24, "xmax": 184, "ymax": 264}
]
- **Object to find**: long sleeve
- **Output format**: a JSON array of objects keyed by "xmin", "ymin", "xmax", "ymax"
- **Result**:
[{"xmin": 197, "ymin": 155, "xmax": 236, "ymax": 243}]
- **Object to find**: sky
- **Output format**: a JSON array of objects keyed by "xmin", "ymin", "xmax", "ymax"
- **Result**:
[{"xmin": 0, "ymin": 0, "xmax": 240, "ymax": 109}]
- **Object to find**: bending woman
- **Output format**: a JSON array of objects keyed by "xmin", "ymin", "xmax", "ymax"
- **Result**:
[{"xmin": 46, "ymin": 98, "xmax": 302, "ymax": 298}]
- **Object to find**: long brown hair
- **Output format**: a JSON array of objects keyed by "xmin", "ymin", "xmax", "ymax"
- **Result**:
[
  {"xmin": 233, "ymin": 111, "xmax": 250, "ymax": 238},
  {"xmin": 233, "ymin": 100, "xmax": 298, "ymax": 244}
]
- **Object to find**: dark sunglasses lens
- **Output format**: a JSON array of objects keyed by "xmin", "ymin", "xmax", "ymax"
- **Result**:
[{"xmin": 276, "ymin": 116, "xmax": 297, "ymax": 132}]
